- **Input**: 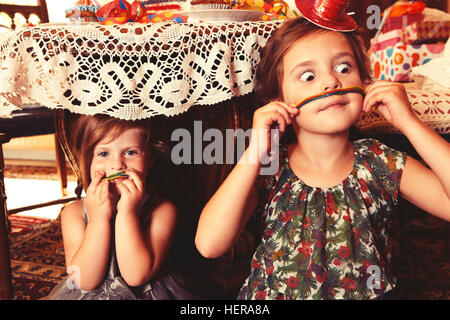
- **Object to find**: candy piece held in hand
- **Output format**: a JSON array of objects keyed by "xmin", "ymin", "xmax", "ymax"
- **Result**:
[
  {"xmin": 102, "ymin": 171, "xmax": 128, "ymax": 182},
  {"xmin": 295, "ymin": 86, "xmax": 366, "ymax": 109}
]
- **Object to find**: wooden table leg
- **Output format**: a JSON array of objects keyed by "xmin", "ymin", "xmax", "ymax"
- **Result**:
[{"xmin": 0, "ymin": 135, "xmax": 13, "ymax": 300}]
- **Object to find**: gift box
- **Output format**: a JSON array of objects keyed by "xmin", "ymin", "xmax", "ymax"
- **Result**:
[
  {"xmin": 381, "ymin": 13, "xmax": 424, "ymax": 33},
  {"xmin": 371, "ymin": 42, "xmax": 445, "ymax": 82},
  {"xmin": 370, "ymin": 29, "xmax": 403, "ymax": 52},
  {"xmin": 401, "ymin": 21, "xmax": 450, "ymax": 44}
]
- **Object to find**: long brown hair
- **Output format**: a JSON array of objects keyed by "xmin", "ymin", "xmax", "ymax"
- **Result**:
[
  {"xmin": 254, "ymin": 17, "xmax": 372, "ymax": 102},
  {"xmin": 69, "ymin": 114, "xmax": 169, "ymax": 193}
]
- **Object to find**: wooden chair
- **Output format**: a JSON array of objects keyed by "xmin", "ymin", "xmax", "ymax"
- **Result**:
[
  {"xmin": 0, "ymin": 0, "xmax": 71, "ymax": 199},
  {"xmin": 0, "ymin": 0, "xmax": 49, "ymax": 29},
  {"xmin": 0, "ymin": 1, "xmax": 76, "ymax": 300},
  {"xmin": 0, "ymin": 134, "xmax": 13, "ymax": 300}
]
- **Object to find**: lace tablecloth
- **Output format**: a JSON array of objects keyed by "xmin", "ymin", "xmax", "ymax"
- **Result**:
[
  {"xmin": 0, "ymin": 21, "xmax": 282, "ymax": 120},
  {"xmin": 1, "ymin": 21, "xmax": 449, "ymax": 135},
  {"xmin": 357, "ymin": 86, "xmax": 450, "ymax": 135}
]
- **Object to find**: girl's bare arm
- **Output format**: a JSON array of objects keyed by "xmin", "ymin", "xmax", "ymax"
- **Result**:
[
  {"xmin": 115, "ymin": 200, "xmax": 177, "ymax": 286},
  {"xmin": 363, "ymin": 81, "xmax": 450, "ymax": 221},
  {"xmin": 399, "ymin": 121, "xmax": 450, "ymax": 221},
  {"xmin": 196, "ymin": 101, "xmax": 298, "ymax": 258},
  {"xmin": 62, "ymin": 200, "xmax": 111, "ymax": 291},
  {"xmin": 195, "ymin": 148, "xmax": 260, "ymax": 258}
]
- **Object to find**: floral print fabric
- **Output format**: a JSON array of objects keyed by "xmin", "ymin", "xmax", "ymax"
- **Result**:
[{"xmin": 238, "ymin": 139, "xmax": 406, "ymax": 300}]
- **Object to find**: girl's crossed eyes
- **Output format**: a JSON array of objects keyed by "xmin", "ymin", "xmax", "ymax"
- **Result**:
[{"xmin": 299, "ymin": 62, "xmax": 352, "ymax": 82}]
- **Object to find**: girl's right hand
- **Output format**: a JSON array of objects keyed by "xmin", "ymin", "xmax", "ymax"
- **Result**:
[
  {"xmin": 248, "ymin": 101, "xmax": 299, "ymax": 160},
  {"xmin": 84, "ymin": 170, "xmax": 114, "ymax": 223}
]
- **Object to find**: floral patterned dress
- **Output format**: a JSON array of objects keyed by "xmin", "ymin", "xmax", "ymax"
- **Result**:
[{"xmin": 237, "ymin": 139, "xmax": 406, "ymax": 300}]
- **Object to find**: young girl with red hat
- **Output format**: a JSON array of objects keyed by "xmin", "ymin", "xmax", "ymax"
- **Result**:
[{"xmin": 195, "ymin": 0, "xmax": 450, "ymax": 299}]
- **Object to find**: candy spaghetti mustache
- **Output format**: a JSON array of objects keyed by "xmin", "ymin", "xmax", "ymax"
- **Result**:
[
  {"xmin": 101, "ymin": 171, "xmax": 128, "ymax": 182},
  {"xmin": 295, "ymin": 86, "xmax": 366, "ymax": 109}
]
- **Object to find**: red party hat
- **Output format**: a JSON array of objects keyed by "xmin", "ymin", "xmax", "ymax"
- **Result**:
[{"xmin": 295, "ymin": 0, "xmax": 357, "ymax": 32}]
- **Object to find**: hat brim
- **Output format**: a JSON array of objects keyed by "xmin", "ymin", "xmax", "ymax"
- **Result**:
[{"xmin": 295, "ymin": 0, "xmax": 357, "ymax": 32}]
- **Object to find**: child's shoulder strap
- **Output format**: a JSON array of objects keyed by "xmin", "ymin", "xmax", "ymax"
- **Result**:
[{"xmin": 82, "ymin": 197, "xmax": 89, "ymax": 223}]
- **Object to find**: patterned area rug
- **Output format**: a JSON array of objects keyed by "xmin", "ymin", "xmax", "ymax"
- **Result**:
[
  {"xmin": 4, "ymin": 164, "xmax": 76, "ymax": 181},
  {"xmin": 8, "ymin": 216, "xmax": 67, "ymax": 300},
  {"xmin": 4, "ymin": 164, "xmax": 74, "ymax": 299},
  {"xmin": 8, "ymin": 215, "xmax": 52, "ymax": 235}
]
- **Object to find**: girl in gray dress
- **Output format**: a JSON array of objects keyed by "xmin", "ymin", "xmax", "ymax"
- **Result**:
[{"xmin": 48, "ymin": 114, "xmax": 197, "ymax": 300}]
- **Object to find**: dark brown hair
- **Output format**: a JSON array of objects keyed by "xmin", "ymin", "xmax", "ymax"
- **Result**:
[
  {"xmin": 69, "ymin": 114, "xmax": 169, "ymax": 192},
  {"xmin": 254, "ymin": 17, "xmax": 372, "ymax": 102}
]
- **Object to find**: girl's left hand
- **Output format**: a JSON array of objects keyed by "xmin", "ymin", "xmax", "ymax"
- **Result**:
[
  {"xmin": 362, "ymin": 80, "xmax": 418, "ymax": 132},
  {"xmin": 115, "ymin": 169, "xmax": 145, "ymax": 215}
]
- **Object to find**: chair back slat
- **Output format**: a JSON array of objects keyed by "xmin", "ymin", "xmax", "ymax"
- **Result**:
[{"xmin": 0, "ymin": 0, "xmax": 48, "ymax": 29}]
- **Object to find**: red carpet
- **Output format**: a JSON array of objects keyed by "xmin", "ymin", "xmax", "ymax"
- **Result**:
[
  {"xmin": 8, "ymin": 216, "xmax": 66, "ymax": 300},
  {"xmin": 8, "ymin": 215, "xmax": 52, "ymax": 235}
]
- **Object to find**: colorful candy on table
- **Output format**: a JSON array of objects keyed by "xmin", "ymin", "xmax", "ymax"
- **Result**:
[
  {"xmin": 229, "ymin": 0, "xmax": 292, "ymax": 20},
  {"xmin": 140, "ymin": 0, "xmax": 185, "ymax": 12},
  {"xmin": 71, "ymin": 0, "xmax": 291, "ymax": 24},
  {"xmin": 370, "ymin": 1, "xmax": 448, "ymax": 82},
  {"xmin": 93, "ymin": 0, "xmax": 190, "ymax": 24},
  {"xmin": 188, "ymin": 0, "xmax": 291, "ymax": 17},
  {"xmin": 66, "ymin": 0, "xmax": 101, "ymax": 22},
  {"xmin": 190, "ymin": 0, "xmax": 233, "ymax": 9},
  {"xmin": 96, "ymin": 0, "xmax": 153, "ymax": 24}
]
